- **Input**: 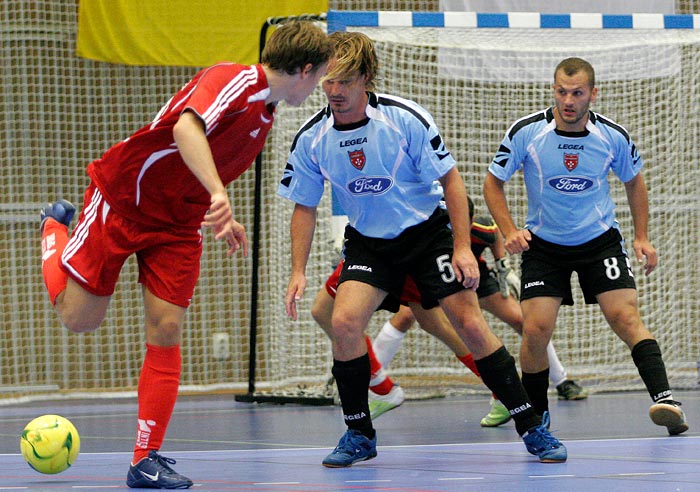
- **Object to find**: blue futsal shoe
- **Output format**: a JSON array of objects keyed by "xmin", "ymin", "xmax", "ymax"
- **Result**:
[
  {"xmin": 40, "ymin": 199, "xmax": 75, "ymax": 232},
  {"xmin": 522, "ymin": 411, "xmax": 568, "ymax": 463},
  {"xmin": 126, "ymin": 450, "xmax": 193, "ymax": 489},
  {"xmin": 322, "ymin": 429, "xmax": 377, "ymax": 468}
]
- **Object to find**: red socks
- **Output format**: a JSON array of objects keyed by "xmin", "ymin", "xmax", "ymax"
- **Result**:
[
  {"xmin": 366, "ymin": 335, "xmax": 395, "ymax": 395},
  {"xmin": 133, "ymin": 344, "xmax": 181, "ymax": 463},
  {"xmin": 457, "ymin": 353, "xmax": 481, "ymax": 378},
  {"xmin": 41, "ymin": 219, "xmax": 69, "ymax": 305}
]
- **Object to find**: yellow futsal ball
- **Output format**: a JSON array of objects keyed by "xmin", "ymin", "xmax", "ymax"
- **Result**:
[{"xmin": 20, "ymin": 414, "xmax": 80, "ymax": 474}]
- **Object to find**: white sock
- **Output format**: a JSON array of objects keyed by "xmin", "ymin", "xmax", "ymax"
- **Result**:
[
  {"xmin": 373, "ymin": 321, "xmax": 406, "ymax": 368},
  {"xmin": 370, "ymin": 367, "xmax": 390, "ymax": 388},
  {"xmin": 547, "ymin": 341, "xmax": 568, "ymax": 387}
]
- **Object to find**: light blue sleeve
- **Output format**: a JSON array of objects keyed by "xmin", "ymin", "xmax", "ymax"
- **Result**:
[
  {"xmin": 611, "ymin": 131, "xmax": 643, "ymax": 183},
  {"xmin": 488, "ymin": 129, "xmax": 523, "ymax": 182},
  {"xmin": 276, "ymin": 133, "xmax": 326, "ymax": 207},
  {"xmin": 404, "ymin": 105, "xmax": 456, "ymax": 182}
]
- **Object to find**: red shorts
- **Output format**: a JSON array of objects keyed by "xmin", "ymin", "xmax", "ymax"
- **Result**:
[
  {"xmin": 325, "ymin": 259, "xmax": 421, "ymax": 304},
  {"xmin": 61, "ymin": 184, "xmax": 203, "ymax": 307}
]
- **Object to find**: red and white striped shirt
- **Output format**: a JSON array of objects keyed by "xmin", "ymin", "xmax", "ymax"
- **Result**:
[{"xmin": 88, "ymin": 63, "xmax": 274, "ymax": 228}]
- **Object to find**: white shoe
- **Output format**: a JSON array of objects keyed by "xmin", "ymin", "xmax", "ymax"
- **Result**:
[
  {"xmin": 649, "ymin": 400, "xmax": 689, "ymax": 435},
  {"xmin": 368, "ymin": 385, "xmax": 405, "ymax": 419}
]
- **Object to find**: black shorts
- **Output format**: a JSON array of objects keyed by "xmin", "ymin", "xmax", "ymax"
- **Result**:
[
  {"xmin": 415, "ymin": 258, "xmax": 499, "ymax": 310},
  {"xmin": 476, "ymin": 260, "xmax": 500, "ymax": 299},
  {"xmin": 339, "ymin": 207, "xmax": 465, "ymax": 310},
  {"xmin": 520, "ymin": 228, "xmax": 636, "ymax": 305}
]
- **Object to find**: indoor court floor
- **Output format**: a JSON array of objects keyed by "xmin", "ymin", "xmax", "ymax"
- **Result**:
[{"xmin": 0, "ymin": 389, "xmax": 698, "ymax": 491}]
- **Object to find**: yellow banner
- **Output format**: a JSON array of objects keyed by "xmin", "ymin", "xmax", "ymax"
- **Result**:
[{"xmin": 77, "ymin": 0, "xmax": 328, "ymax": 66}]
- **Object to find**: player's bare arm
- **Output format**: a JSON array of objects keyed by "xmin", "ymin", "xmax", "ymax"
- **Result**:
[
  {"xmin": 624, "ymin": 173, "xmax": 657, "ymax": 276},
  {"xmin": 173, "ymin": 111, "xmax": 225, "ymax": 197},
  {"xmin": 439, "ymin": 167, "xmax": 478, "ymax": 289},
  {"xmin": 489, "ymin": 223, "xmax": 507, "ymax": 260},
  {"xmin": 285, "ymin": 204, "xmax": 317, "ymax": 320},
  {"xmin": 207, "ymin": 193, "xmax": 248, "ymax": 257},
  {"xmin": 483, "ymin": 172, "xmax": 531, "ymax": 254},
  {"xmin": 173, "ymin": 110, "xmax": 245, "ymax": 254},
  {"xmin": 202, "ymin": 193, "xmax": 247, "ymax": 256},
  {"xmin": 453, "ymin": 243, "xmax": 480, "ymax": 291}
]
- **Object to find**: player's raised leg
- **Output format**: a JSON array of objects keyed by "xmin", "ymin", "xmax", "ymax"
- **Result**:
[
  {"xmin": 40, "ymin": 192, "xmax": 113, "ymax": 333},
  {"xmin": 40, "ymin": 199, "xmax": 75, "ymax": 305}
]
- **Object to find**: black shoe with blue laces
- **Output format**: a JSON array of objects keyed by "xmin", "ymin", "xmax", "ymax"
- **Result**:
[{"xmin": 126, "ymin": 450, "xmax": 193, "ymax": 489}]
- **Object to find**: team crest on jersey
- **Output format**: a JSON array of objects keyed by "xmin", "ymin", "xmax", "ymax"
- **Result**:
[
  {"xmin": 348, "ymin": 149, "xmax": 366, "ymax": 170},
  {"xmin": 563, "ymin": 153, "xmax": 579, "ymax": 171}
]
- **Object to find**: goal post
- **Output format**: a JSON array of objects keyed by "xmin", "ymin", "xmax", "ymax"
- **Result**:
[
  {"xmin": 251, "ymin": 10, "xmax": 700, "ymax": 400},
  {"xmin": 234, "ymin": 13, "xmax": 337, "ymax": 406}
]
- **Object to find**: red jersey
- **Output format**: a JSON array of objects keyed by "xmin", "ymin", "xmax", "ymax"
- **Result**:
[{"xmin": 87, "ymin": 63, "xmax": 274, "ymax": 228}]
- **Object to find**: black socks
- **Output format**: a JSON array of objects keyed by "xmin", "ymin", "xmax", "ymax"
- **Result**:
[
  {"xmin": 332, "ymin": 354, "xmax": 375, "ymax": 438},
  {"xmin": 476, "ymin": 346, "xmax": 541, "ymax": 435},
  {"xmin": 632, "ymin": 339, "xmax": 672, "ymax": 402}
]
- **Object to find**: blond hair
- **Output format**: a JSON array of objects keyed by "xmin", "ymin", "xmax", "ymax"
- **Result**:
[
  {"xmin": 261, "ymin": 21, "xmax": 334, "ymax": 75},
  {"xmin": 325, "ymin": 31, "xmax": 379, "ymax": 91}
]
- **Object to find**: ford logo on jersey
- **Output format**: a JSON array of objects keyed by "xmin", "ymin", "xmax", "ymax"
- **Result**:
[
  {"xmin": 347, "ymin": 176, "xmax": 393, "ymax": 195},
  {"xmin": 548, "ymin": 176, "xmax": 594, "ymax": 194}
]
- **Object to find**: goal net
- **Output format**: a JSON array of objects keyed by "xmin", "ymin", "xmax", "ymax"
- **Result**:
[
  {"xmin": 259, "ymin": 11, "xmax": 700, "ymax": 398},
  {"xmin": 2, "ymin": 3, "xmax": 699, "ymax": 404}
]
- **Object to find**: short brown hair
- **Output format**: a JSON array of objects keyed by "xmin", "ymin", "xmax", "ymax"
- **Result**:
[
  {"xmin": 261, "ymin": 21, "xmax": 334, "ymax": 75},
  {"xmin": 554, "ymin": 57, "xmax": 595, "ymax": 88},
  {"xmin": 325, "ymin": 31, "xmax": 379, "ymax": 91}
]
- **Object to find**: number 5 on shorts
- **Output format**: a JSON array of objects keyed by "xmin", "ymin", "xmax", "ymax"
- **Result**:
[{"xmin": 436, "ymin": 254, "xmax": 455, "ymax": 283}]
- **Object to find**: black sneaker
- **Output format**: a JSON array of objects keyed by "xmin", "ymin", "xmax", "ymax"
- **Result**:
[
  {"xmin": 556, "ymin": 379, "xmax": 588, "ymax": 400},
  {"xmin": 649, "ymin": 400, "xmax": 689, "ymax": 436},
  {"xmin": 40, "ymin": 199, "xmax": 75, "ymax": 233},
  {"xmin": 126, "ymin": 451, "xmax": 193, "ymax": 489}
]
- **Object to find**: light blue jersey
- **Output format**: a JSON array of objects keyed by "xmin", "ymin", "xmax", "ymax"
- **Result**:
[
  {"xmin": 277, "ymin": 92, "xmax": 456, "ymax": 239},
  {"xmin": 488, "ymin": 107, "xmax": 642, "ymax": 246}
]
